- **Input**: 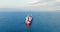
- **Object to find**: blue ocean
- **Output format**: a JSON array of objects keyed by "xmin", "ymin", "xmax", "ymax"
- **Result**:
[{"xmin": 0, "ymin": 12, "xmax": 60, "ymax": 32}]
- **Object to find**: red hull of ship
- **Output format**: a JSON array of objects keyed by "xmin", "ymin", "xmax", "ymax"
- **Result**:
[{"xmin": 26, "ymin": 20, "xmax": 31, "ymax": 27}]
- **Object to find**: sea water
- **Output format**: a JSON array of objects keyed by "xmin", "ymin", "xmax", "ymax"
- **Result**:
[{"xmin": 0, "ymin": 12, "xmax": 60, "ymax": 32}]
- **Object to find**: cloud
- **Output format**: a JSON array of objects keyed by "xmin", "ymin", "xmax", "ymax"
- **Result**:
[
  {"xmin": 56, "ymin": 0, "xmax": 60, "ymax": 11},
  {"xmin": 23, "ymin": 0, "xmax": 56, "ymax": 11},
  {"xmin": 56, "ymin": 0, "xmax": 60, "ymax": 2},
  {"xmin": 0, "ymin": 0, "xmax": 60, "ymax": 11},
  {"xmin": 27, "ymin": 1, "xmax": 48, "ymax": 6},
  {"xmin": 56, "ymin": 6, "xmax": 60, "ymax": 10}
]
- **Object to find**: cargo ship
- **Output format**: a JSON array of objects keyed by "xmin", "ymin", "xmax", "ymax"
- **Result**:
[{"xmin": 25, "ymin": 15, "xmax": 32, "ymax": 27}]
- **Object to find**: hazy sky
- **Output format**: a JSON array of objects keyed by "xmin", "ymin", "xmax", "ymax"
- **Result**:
[{"xmin": 0, "ymin": 0, "xmax": 60, "ymax": 11}]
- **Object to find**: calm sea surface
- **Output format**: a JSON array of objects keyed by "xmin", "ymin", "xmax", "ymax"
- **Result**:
[{"xmin": 0, "ymin": 12, "xmax": 60, "ymax": 32}]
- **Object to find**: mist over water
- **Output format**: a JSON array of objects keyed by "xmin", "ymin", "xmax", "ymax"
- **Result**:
[{"xmin": 0, "ymin": 12, "xmax": 60, "ymax": 32}]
